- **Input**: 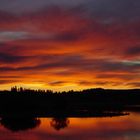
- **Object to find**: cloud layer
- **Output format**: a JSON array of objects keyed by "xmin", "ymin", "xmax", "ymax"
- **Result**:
[{"xmin": 0, "ymin": 0, "xmax": 140, "ymax": 90}]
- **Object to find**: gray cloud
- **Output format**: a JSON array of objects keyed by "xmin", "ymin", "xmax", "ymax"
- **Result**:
[
  {"xmin": 0, "ymin": 0, "xmax": 139, "ymax": 20},
  {"xmin": 1, "ymin": 54, "xmax": 140, "ymax": 75},
  {"xmin": 0, "ymin": 53, "xmax": 31, "ymax": 63},
  {"xmin": 0, "ymin": 31, "xmax": 29, "ymax": 42}
]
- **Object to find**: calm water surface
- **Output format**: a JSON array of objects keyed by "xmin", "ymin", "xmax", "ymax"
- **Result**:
[{"xmin": 0, "ymin": 112, "xmax": 140, "ymax": 140}]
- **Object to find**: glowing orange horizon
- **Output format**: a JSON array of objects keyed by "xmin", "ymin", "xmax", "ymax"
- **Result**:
[{"xmin": 0, "ymin": 1, "xmax": 140, "ymax": 91}]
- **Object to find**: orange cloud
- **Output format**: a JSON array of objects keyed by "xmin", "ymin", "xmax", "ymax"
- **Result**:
[{"xmin": 0, "ymin": 6, "xmax": 140, "ymax": 90}]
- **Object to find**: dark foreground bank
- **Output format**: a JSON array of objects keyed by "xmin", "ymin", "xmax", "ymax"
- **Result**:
[{"xmin": 0, "ymin": 88, "xmax": 139, "ymax": 117}]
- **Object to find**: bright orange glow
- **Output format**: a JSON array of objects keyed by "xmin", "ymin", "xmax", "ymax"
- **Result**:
[{"xmin": 0, "ymin": 1, "xmax": 140, "ymax": 91}]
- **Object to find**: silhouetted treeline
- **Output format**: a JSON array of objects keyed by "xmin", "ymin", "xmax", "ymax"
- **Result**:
[{"xmin": 0, "ymin": 87, "xmax": 139, "ymax": 117}]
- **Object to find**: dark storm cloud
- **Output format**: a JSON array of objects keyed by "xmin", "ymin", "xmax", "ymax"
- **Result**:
[
  {"xmin": 85, "ymin": 0, "xmax": 140, "ymax": 20},
  {"xmin": 0, "ymin": 53, "xmax": 27, "ymax": 63},
  {"xmin": 0, "ymin": 0, "xmax": 140, "ymax": 20},
  {"xmin": 0, "ymin": 0, "xmax": 86, "ymax": 13},
  {"xmin": 126, "ymin": 45, "xmax": 140, "ymax": 55}
]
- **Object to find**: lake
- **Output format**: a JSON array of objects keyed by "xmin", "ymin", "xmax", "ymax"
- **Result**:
[{"xmin": 0, "ymin": 111, "xmax": 140, "ymax": 140}]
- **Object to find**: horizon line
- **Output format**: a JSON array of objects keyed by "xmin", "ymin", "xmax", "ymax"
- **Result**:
[{"xmin": 1, "ymin": 86, "xmax": 140, "ymax": 92}]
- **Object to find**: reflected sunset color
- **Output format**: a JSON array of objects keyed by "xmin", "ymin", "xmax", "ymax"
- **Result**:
[{"xmin": 0, "ymin": 112, "xmax": 140, "ymax": 140}]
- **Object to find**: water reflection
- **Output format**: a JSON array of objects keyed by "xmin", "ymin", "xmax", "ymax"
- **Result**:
[
  {"xmin": 0, "ymin": 111, "xmax": 129, "ymax": 132},
  {"xmin": 0, "ymin": 112, "xmax": 139, "ymax": 140},
  {"xmin": 0, "ymin": 117, "xmax": 41, "ymax": 132},
  {"xmin": 50, "ymin": 118, "xmax": 70, "ymax": 131}
]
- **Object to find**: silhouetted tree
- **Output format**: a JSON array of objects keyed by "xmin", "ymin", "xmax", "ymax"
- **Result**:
[
  {"xmin": 0, "ymin": 118, "xmax": 41, "ymax": 132},
  {"xmin": 11, "ymin": 86, "xmax": 18, "ymax": 92},
  {"xmin": 50, "ymin": 118, "xmax": 70, "ymax": 131}
]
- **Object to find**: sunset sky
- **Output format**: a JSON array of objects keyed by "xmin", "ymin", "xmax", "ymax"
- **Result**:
[{"xmin": 0, "ymin": 0, "xmax": 140, "ymax": 91}]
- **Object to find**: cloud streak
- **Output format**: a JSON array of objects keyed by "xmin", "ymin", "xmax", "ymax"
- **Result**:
[{"xmin": 0, "ymin": 0, "xmax": 140, "ymax": 90}]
